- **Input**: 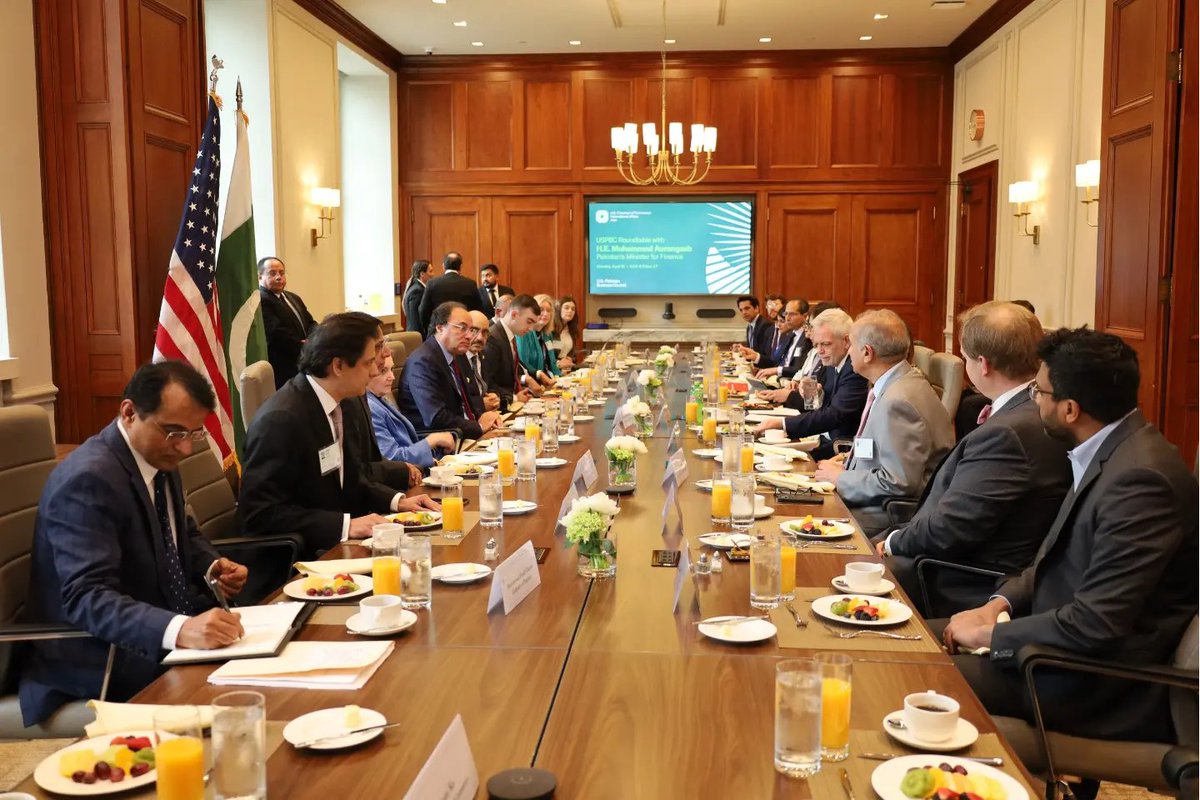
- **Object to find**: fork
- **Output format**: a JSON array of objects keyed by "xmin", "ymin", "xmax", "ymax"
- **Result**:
[
  {"xmin": 784, "ymin": 602, "xmax": 807, "ymax": 629},
  {"xmin": 820, "ymin": 622, "xmax": 921, "ymax": 640},
  {"xmin": 794, "ymin": 540, "xmax": 857, "ymax": 551}
]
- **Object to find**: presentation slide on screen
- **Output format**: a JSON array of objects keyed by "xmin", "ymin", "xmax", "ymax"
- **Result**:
[{"xmin": 588, "ymin": 200, "xmax": 753, "ymax": 295}]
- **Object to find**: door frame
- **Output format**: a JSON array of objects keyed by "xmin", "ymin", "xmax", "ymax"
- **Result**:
[{"xmin": 952, "ymin": 159, "xmax": 999, "ymax": 353}]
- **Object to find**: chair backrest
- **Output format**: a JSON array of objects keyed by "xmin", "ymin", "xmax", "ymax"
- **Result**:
[
  {"xmin": 239, "ymin": 360, "xmax": 276, "ymax": 428},
  {"xmin": 177, "ymin": 438, "xmax": 239, "ymax": 540},
  {"xmin": 927, "ymin": 352, "xmax": 965, "ymax": 418},
  {"xmin": 912, "ymin": 344, "xmax": 934, "ymax": 377},
  {"xmin": 1171, "ymin": 614, "xmax": 1199, "ymax": 745},
  {"xmin": 0, "ymin": 406, "xmax": 56, "ymax": 628},
  {"xmin": 385, "ymin": 338, "xmax": 406, "ymax": 383}
]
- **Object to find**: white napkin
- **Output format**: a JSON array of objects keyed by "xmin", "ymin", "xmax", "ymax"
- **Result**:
[
  {"xmin": 753, "ymin": 443, "xmax": 811, "ymax": 462},
  {"xmin": 966, "ymin": 612, "xmax": 1012, "ymax": 656},
  {"xmin": 293, "ymin": 557, "xmax": 373, "ymax": 575},
  {"xmin": 84, "ymin": 701, "xmax": 214, "ymax": 737},
  {"xmin": 759, "ymin": 472, "xmax": 835, "ymax": 494}
]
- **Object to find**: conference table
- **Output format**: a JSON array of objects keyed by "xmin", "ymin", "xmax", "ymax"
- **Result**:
[{"xmin": 20, "ymin": 351, "xmax": 1039, "ymax": 799}]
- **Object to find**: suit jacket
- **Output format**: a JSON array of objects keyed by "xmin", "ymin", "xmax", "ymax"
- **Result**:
[
  {"xmin": 416, "ymin": 271, "xmax": 485, "ymax": 334},
  {"xmin": 778, "ymin": 336, "xmax": 815, "ymax": 379},
  {"xmin": 403, "ymin": 281, "xmax": 425, "ymax": 335},
  {"xmin": 367, "ymin": 392, "xmax": 438, "ymax": 467},
  {"xmin": 482, "ymin": 321, "xmax": 524, "ymax": 411},
  {"xmin": 988, "ymin": 412, "xmax": 1197, "ymax": 740},
  {"xmin": 782, "ymin": 357, "xmax": 869, "ymax": 444},
  {"xmin": 341, "ymin": 394, "xmax": 413, "ymax": 494},
  {"xmin": 259, "ymin": 287, "xmax": 316, "ymax": 388},
  {"xmin": 397, "ymin": 337, "xmax": 484, "ymax": 439},
  {"xmin": 756, "ymin": 330, "xmax": 794, "ymax": 369},
  {"xmin": 478, "ymin": 283, "xmax": 514, "ymax": 318},
  {"xmin": 239, "ymin": 374, "xmax": 388, "ymax": 558},
  {"xmin": 746, "ymin": 315, "xmax": 773, "ymax": 354},
  {"xmin": 19, "ymin": 422, "xmax": 219, "ymax": 725},
  {"xmin": 836, "ymin": 365, "xmax": 955, "ymax": 533},
  {"xmin": 887, "ymin": 392, "xmax": 1072, "ymax": 611}
]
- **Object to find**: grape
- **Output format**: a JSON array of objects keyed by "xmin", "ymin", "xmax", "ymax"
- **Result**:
[
  {"xmin": 323, "ymin": 588, "xmax": 333, "ymax": 596},
  {"xmin": 337, "ymin": 586, "xmax": 351, "ymax": 595},
  {"xmin": 94, "ymin": 761, "xmax": 111, "ymax": 779},
  {"xmin": 110, "ymin": 766, "xmax": 125, "ymax": 783},
  {"xmin": 81, "ymin": 772, "xmax": 96, "ymax": 784},
  {"xmin": 306, "ymin": 589, "xmax": 317, "ymax": 596},
  {"xmin": 130, "ymin": 762, "xmax": 151, "ymax": 778},
  {"xmin": 72, "ymin": 771, "xmax": 86, "ymax": 783}
]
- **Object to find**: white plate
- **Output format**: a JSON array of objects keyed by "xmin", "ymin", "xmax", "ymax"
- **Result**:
[
  {"xmin": 422, "ymin": 475, "xmax": 464, "ymax": 488},
  {"xmin": 697, "ymin": 532, "xmax": 754, "ymax": 550},
  {"xmin": 870, "ymin": 754, "xmax": 1027, "ymax": 800},
  {"xmin": 449, "ymin": 464, "xmax": 495, "ymax": 479},
  {"xmin": 754, "ymin": 504, "xmax": 775, "ymax": 519},
  {"xmin": 387, "ymin": 511, "xmax": 443, "ymax": 531},
  {"xmin": 430, "ymin": 563, "xmax": 493, "ymax": 584},
  {"xmin": 283, "ymin": 574, "xmax": 373, "ymax": 602},
  {"xmin": 779, "ymin": 519, "xmax": 855, "ymax": 540},
  {"xmin": 558, "ymin": 434, "xmax": 581, "ymax": 443},
  {"xmin": 452, "ymin": 451, "xmax": 498, "ymax": 466},
  {"xmin": 602, "ymin": 388, "xmax": 617, "ymax": 395},
  {"xmin": 346, "ymin": 610, "xmax": 418, "ymax": 636},
  {"xmin": 536, "ymin": 457, "xmax": 567, "ymax": 468},
  {"xmin": 284, "ymin": 707, "xmax": 388, "ymax": 751},
  {"xmin": 34, "ymin": 730, "xmax": 169, "ymax": 796},
  {"xmin": 758, "ymin": 436, "xmax": 792, "ymax": 446},
  {"xmin": 697, "ymin": 617, "xmax": 778, "ymax": 644},
  {"xmin": 502, "ymin": 500, "xmax": 538, "ymax": 515},
  {"xmin": 692, "ymin": 448, "xmax": 721, "ymax": 459},
  {"xmin": 811, "ymin": 594, "xmax": 914, "ymax": 627},
  {"xmin": 588, "ymin": 399, "xmax": 606, "ymax": 406},
  {"xmin": 573, "ymin": 415, "xmax": 595, "ymax": 422},
  {"xmin": 694, "ymin": 479, "xmax": 714, "ymax": 492},
  {"xmin": 831, "ymin": 576, "xmax": 896, "ymax": 596},
  {"xmin": 881, "ymin": 711, "xmax": 980, "ymax": 752}
]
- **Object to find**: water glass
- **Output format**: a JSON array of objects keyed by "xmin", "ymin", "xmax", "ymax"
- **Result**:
[
  {"xmin": 800, "ymin": 376, "xmax": 822, "ymax": 411},
  {"xmin": 775, "ymin": 659, "xmax": 823, "ymax": 778},
  {"xmin": 728, "ymin": 405, "xmax": 746, "ymax": 434},
  {"xmin": 211, "ymin": 691, "xmax": 266, "ymax": 800},
  {"xmin": 154, "ymin": 706, "xmax": 205, "ymax": 800},
  {"xmin": 400, "ymin": 532, "xmax": 432, "ymax": 610},
  {"xmin": 721, "ymin": 433, "xmax": 743, "ymax": 478},
  {"xmin": 479, "ymin": 471, "xmax": 503, "ymax": 528},
  {"xmin": 440, "ymin": 482, "xmax": 464, "ymax": 540},
  {"xmin": 371, "ymin": 523, "xmax": 404, "ymax": 596},
  {"xmin": 515, "ymin": 439, "xmax": 537, "ymax": 482},
  {"xmin": 543, "ymin": 414, "xmax": 559, "ymax": 453},
  {"xmin": 750, "ymin": 534, "xmax": 782, "ymax": 609},
  {"xmin": 729, "ymin": 474, "xmax": 756, "ymax": 531},
  {"xmin": 560, "ymin": 397, "xmax": 576, "ymax": 436},
  {"xmin": 816, "ymin": 653, "xmax": 853, "ymax": 762}
]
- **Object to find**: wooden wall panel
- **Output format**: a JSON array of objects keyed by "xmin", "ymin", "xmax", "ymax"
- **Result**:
[
  {"xmin": 766, "ymin": 195, "xmax": 849, "ymax": 304},
  {"xmin": 490, "ymin": 196, "xmax": 574, "ymax": 299},
  {"xmin": 582, "ymin": 78, "xmax": 635, "ymax": 169},
  {"xmin": 410, "ymin": 197, "xmax": 491, "ymax": 279},
  {"xmin": 524, "ymin": 81, "xmax": 571, "ymax": 170},
  {"xmin": 830, "ymin": 75, "xmax": 882, "ymax": 167},
  {"xmin": 769, "ymin": 77, "xmax": 822, "ymax": 169},
  {"xmin": 1110, "ymin": 0, "xmax": 1158, "ymax": 110},
  {"xmin": 703, "ymin": 77, "xmax": 758, "ymax": 170},
  {"xmin": 892, "ymin": 74, "xmax": 943, "ymax": 167},
  {"xmin": 1102, "ymin": 130, "xmax": 1154, "ymax": 333},
  {"xmin": 465, "ymin": 80, "xmax": 514, "ymax": 170},
  {"xmin": 407, "ymin": 82, "xmax": 455, "ymax": 172}
]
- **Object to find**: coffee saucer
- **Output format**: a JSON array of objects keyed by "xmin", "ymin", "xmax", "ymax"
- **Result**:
[
  {"xmin": 882, "ymin": 710, "xmax": 979, "ymax": 752},
  {"xmin": 345, "ymin": 610, "xmax": 418, "ymax": 636},
  {"xmin": 831, "ymin": 576, "xmax": 896, "ymax": 596}
]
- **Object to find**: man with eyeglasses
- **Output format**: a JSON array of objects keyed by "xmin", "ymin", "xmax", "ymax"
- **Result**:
[
  {"xmin": 20, "ymin": 361, "xmax": 249, "ymax": 726},
  {"xmin": 741, "ymin": 298, "xmax": 809, "ymax": 369},
  {"xmin": 466, "ymin": 310, "xmax": 501, "ymax": 412},
  {"xmin": 399, "ymin": 301, "xmax": 501, "ymax": 439}
]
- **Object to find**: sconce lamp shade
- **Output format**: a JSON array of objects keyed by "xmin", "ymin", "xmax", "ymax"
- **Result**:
[
  {"xmin": 1074, "ymin": 160, "xmax": 1100, "ymax": 188},
  {"xmin": 1008, "ymin": 180, "xmax": 1037, "ymax": 205},
  {"xmin": 310, "ymin": 187, "xmax": 341, "ymax": 208}
]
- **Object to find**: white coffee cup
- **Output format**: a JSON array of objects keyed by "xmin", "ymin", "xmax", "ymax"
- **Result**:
[
  {"xmin": 762, "ymin": 429, "xmax": 788, "ymax": 443},
  {"xmin": 843, "ymin": 561, "xmax": 886, "ymax": 591},
  {"xmin": 762, "ymin": 454, "xmax": 790, "ymax": 471},
  {"xmin": 359, "ymin": 595, "xmax": 403, "ymax": 629},
  {"xmin": 754, "ymin": 494, "xmax": 768, "ymax": 512},
  {"xmin": 902, "ymin": 690, "xmax": 960, "ymax": 743}
]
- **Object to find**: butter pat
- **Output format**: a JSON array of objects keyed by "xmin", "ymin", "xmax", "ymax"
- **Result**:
[{"xmin": 344, "ymin": 704, "xmax": 361, "ymax": 729}]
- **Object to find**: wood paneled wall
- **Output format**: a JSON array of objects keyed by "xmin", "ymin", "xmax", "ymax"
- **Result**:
[{"xmin": 400, "ymin": 52, "xmax": 953, "ymax": 346}]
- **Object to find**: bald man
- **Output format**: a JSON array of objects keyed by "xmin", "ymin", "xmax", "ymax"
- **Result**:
[{"xmin": 466, "ymin": 310, "xmax": 501, "ymax": 412}]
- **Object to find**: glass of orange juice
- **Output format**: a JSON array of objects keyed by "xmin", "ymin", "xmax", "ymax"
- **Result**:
[
  {"xmin": 702, "ymin": 416, "xmax": 718, "ymax": 445},
  {"xmin": 710, "ymin": 478, "xmax": 732, "ymax": 524},
  {"xmin": 779, "ymin": 543, "xmax": 797, "ymax": 600},
  {"xmin": 154, "ymin": 706, "xmax": 205, "ymax": 800},
  {"xmin": 817, "ymin": 653, "xmax": 852, "ymax": 762},
  {"xmin": 685, "ymin": 400, "xmax": 699, "ymax": 425},
  {"xmin": 371, "ymin": 523, "xmax": 404, "ymax": 595},
  {"xmin": 718, "ymin": 383, "xmax": 729, "ymax": 404},
  {"xmin": 441, "ymin": 483, "xmax": 464, "ymax": 541},
  {"xmin": 524, "ymin": 418, "xmax": 543, "ymax": 455},
  {"xmin": 497, "ymin": 436, "xmax": 515, "ymax": 485},
  {"xmin": 739, "ymin": 443, "xmax": 756, "ymax": 475}
]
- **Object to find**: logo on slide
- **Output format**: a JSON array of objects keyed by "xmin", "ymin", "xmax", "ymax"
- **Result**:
[
  {"xmin": 594, "ymin": 209, "xmax": 609, "ymax": 224},
  {"xmin": 704, "ymin": 201, "xmax": 752, "ymax": 295}
]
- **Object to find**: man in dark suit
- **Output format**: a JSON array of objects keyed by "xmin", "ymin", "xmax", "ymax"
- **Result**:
[
  {"xmin": 403, "ymin": 260, "xmax": 432, "ymax": 336},
  {"xmin": 941, "ymin": 327, "xmax": 1197, "ymax": 745},
  {"xmin": 878, "ymin": 302, "xmax": 1072, "ymax": 616},
  {"xmin": 482, "ymin": 293, "xmax": 540, "ymax": 411},
  {"xmin": 734, "ymin": 295, "xmax": 773, "ymax": 358},
  {"xmin": 467, "ymin": 310, "xmax": 502, "ymax": 412},
  {"xmin": 477, "ymin": 263, "xmax": 514, "ymax": 319},
  {"xmin": 239, "ymin": 314, "xmax": 440, "ymax": 558},
  {"xmin": 257, "ymin": 256, "xmax": 316, "ymax": 388},
  {"xmin": 757, "ymin": 300, "xmax": 824, "ymax": 381},
  {"xmin": 20, "ymin": 362, "xmax": 248, "ymax": 725},
  {"xmin": 417, "ymin": 252, "xmax": 485, "ymax": 335},
  {"xmin": 398, "ymin": 302, "xmax": 503, "ymax": 439},
  {"xmin": 743, "ymin": 298, "xmax": 808, "ymax": 369}
]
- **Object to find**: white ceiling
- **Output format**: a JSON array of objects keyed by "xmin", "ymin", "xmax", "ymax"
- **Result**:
[{"xmin": 338, "ymin": 0, "xmax": 997, "ymax": 56}]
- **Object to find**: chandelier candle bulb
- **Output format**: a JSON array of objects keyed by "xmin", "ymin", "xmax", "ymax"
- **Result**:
[
  {"xmin": 704, "ymin": 127, "xmax": 718, "ymax": 152},
  {"xmin": 611, "ymin": 127, "xmax": 624, "ymax": 152},
  {"xmin": 690, "ymin": 123, "xmax": 705, "ymax": 151},
  {"xmin": 624, "ymin": 122, "xmax": 638, "ymax": 148}
]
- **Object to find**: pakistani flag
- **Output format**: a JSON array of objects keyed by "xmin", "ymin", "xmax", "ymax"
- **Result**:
[{"xmin": 215, "ymin": 101, "xmax": 267, "ymax": 462}]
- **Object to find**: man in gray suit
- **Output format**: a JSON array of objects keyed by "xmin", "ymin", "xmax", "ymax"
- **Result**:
[
  {"xmin": 941, "ymin": 328, "xmax": 1197, "ymax": 745},
  {"xmin": 877, "ymin": 302, "xmax": 1072, "ymax": 616},
  {"xmin": 814, "ymin": 309, "xmax": 954, "ymax": 534}
]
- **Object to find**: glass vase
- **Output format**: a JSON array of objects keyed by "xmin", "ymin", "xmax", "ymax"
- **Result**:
[
  {"xmin": 577, "ymin": 548, "xmax": 617, "ymax": 580},
  {"xmin": 607, "ymin": 452, "xmax": 637, "ymax": 490}
]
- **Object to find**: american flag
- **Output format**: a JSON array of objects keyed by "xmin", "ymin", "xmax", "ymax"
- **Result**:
[{"xmin": 152, "ymin": 95, "xmax": 235, "ymax": 463}]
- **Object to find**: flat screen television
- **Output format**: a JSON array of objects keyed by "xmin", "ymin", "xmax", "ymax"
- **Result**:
[{"xmin": 586, "ymin": 197, "xmax": 754, "ymax": 296}]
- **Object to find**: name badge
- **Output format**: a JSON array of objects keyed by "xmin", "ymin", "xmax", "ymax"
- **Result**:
[
  {"xmin": 318, "ymin": 443, "xmax": 341, "ymax": 475},
  {"xmin": 852, "ymin": 437, "xmax": 874, "ymax": 460}
]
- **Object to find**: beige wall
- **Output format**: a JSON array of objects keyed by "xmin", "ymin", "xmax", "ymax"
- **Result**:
[
  {"xmin": 945, "ymin": 0, "xmax": 1105, "ymax": 348},
  {"xmin": 0, "ymin": 0, "xmax": 57, "ymax": 417}
]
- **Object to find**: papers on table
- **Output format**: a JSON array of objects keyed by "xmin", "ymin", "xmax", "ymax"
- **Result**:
[
  {"xmin": 85, "ymin": 701, "xmax": 215, "ymax": 737},
  {"xmin": 162, "ymin": 602, "xmax": 306, "ymax": 665},
  {"xmin": 207, "ymin": 640, "xmax": 394, "ymax": 690},
  {"xmin": 294, "ymin": 557, "xmax": 374, "ymax": 575}
]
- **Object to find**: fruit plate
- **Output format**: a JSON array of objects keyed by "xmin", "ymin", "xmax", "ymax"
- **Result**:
[
  {"xmin": 811, "ymin": 594, "xmax": 914, "ymax": 627},
  {"xmin": 34, "ymin": 730, "xmax": 170, "ymax": 796},
  {"xmin": 387, "ymin": 511, "xmax": 443, "ymax": 531},
  {"xmin": 283, "ymin": 574, "xmax": 373, "ymax": 602},
  {"xmin": 870, "ymin": 754, "xmax": 1028, "ymax": 800},
  {"xmin": 779, "ymin": 518, "xmax": 854, "ymax": 540},
  {"xmin": 284, "ymin": 707, "xmax": 388, "ymax": 751}
]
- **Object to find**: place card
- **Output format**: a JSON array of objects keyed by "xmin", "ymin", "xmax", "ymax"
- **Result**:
[
  {"xmin": 653, "ymin": 403, "xmax": 669, "ymax": 431},
  {"xmin": 487, "ymin": 540, "xmax": 542, "ymax": 615},
  {"xmin": 666, "ymin": 448, "xmax": 688, "ymax": 483},
  {"xmin": 573, "ymin": 449, "xmax": 598, "ymax": 490},
  {"xmin": 556, "ymin": 484, "xmax": 580, "ymax": 531},
  {"xmin": 660, "ymin": 475, "xmax": 680, "ymax": 538},
  {"xmin": 672, "ymin": 543, "xmax": 692, "ymax": 612},
  {"xmin": 402, "ymin": 713, "xmax": 479, "ymax": 800}
]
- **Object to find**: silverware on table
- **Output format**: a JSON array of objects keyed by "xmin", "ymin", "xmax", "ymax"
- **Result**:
[
  {"xmin": 820, "ymin": 622, "xmax": 922, "ymax": 640},
  {"xmin": 839, "ymin": 767, "xmax": 857, "ymax": 800},
  {"xmin": 693, "ymin": 614, "xmax": 770, "ymax": 626},
  {"xmin": 858, "ymin": 752, "xmax": 1005, "ymax": 767},
  {"xmin": 294, "ymin": 721, "xmax": 404, "ymax": 748},
  {"xmin": 784, "ymin": 602, "xmax": 807, "ymax": 629},
  {"xmin": 795, "ymin": 540, "xmax": 857, "ymax": 551}
]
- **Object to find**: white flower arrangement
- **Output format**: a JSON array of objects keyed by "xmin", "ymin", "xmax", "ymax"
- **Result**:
[
  {"xmin": 605, "ymin": 435, "xmax": 648, "ymax": 457},
  {"xmin": 654, "ymin": 353, "xmax": 674, "ymax": 368},
  {"xmin": 658, "ymin": 345, "xmax": 677, "ymax": 355},
  {"xmin": 636, "ymin": 368, "xmax": 662, "ymax": 387},
  {"xmin": 621, "ymin": 397, "xmax": 651, "ymax": 418},
  {"xmin": 560, "ymin": 492, "xmax": 619, "ymax": 570}
]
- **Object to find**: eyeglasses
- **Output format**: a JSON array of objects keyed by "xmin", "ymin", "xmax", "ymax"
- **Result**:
[
  {"xmin": 445, "ymin": 321, "xmax": 482, "ymax": 338},
  {"xmin": 153, "ymin": 421, "xmax": 208, "ymax": 443},
  {"xmin": 470, "ymin": 327, "xmax": 489, "ymax": 336},
  {"xmin": 1027, "ymin": 382, "xmax": 1056, "ymax": 402}
]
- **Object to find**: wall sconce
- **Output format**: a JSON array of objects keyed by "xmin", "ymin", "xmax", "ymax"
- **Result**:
[
  {"xmin": 1007, "ymin": 180, "xmax": 1040, "ymax": 245},
  {"xmin": 1075, "ymin": 159, "xmax": 1100, "ymax": 228},
  {"xmin": 310, "ymin": 186, "xmax": 341, "ymax": 247}
]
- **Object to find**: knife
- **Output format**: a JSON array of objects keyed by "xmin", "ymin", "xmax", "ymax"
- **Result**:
[
  {"xmin": 294, "ymin": 721, "xmax": 403, "ymax": 748},
  {"xmin": 839, "ymin": 767, "xmax": 857, "ymax": 800},
  {"xmin": 858, "ymin": 753, "xmax": 1004, "ymax": 767}
]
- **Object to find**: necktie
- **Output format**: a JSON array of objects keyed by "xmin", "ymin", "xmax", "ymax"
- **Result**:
[
  {"xmin": 977, "ymin": 404, "xmax": 993, "ymax": 425},
  {"xmin": 278, "ymin": 292, "xmax": 306, "ymax": 332},
  {"xmin": 471, "ymin": 354, "xmax": 486, "ymax": 392},
  {"xmin": 451, "ymin": 359, "xmax": 476, "ymax": 420},
  {"xmin": 489, "ymin": 287, "xmax": 497, "ymax": 306},
  {"xmin": 152, "ymin": 472, "xmax": 192, "ymax": 614},
  {"xmin": 855, "ymin": 389, "xmax": 876, "ymax": 437},
  {"xmin": 771, "ymin": 328, "xmax": 780, "ymax": 353},
  {"xmin": 510, "ymin": 336, "xmax": 521, "ymax": 392},
  {"xmin": 329, "ymin": 405, "xmax": 344, "ymax": 487},
  {"xmin": 746, "ymin": 323, "xmax": 754, "ymax": 346}
]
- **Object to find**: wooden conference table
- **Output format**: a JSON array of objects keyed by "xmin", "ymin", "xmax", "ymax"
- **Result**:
[{"xmin": 21, "ymin": 355, "xmax": 1038, "ymax": 799}]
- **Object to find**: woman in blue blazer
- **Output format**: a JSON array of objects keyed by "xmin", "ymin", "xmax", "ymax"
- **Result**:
[{"xmin": 367, "ymin": 352, "xmax": 456, "ymax": 467}]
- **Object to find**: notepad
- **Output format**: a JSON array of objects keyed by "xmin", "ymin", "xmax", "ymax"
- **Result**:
[
  {"xmin": 162, "ymin": 602, "xmax": 306, "ymax": 665},
  {"xmin": 207, "ymin": 640, "xmax": 394, "ymax": 690}
]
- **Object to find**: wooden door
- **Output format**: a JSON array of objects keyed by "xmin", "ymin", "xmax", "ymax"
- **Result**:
[
  {"xmin": 765, "ymin": 195, "xmax": 852, "ymax": 306},
  {"xmin": 1095, "ymin": 0, "xmax": 1183, "ymax": 421},
  {"xmin": 490, "ymin": 196, "xmax": 575, "ymax": 302},
  {"xmin": 953, "ymin": 160, "xmax": 998, "ymax": 352},
  {"xmin": 409, "ymin": 196, "xmax": 491, "ymax": 280},
  {"xmin": 849, "ymin": 193, "xmax": 942, "ymax": 348}
]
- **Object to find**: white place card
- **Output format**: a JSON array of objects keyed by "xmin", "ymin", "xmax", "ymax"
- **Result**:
[
  {"xmin": 402, "ymin": 714, "xmax": 479, "ymax": 800},
  {"xmin": 487, "ymin": 540, "xmax": 542, "ymax": 615},
  {"xmin": 654, "ymin": 403, "xmax": 669, "ymax": 431},
  {"xmin": 575, "ymin": 449, "xmax": 598, "ymax": 489},
  {"xmin": 667, "ymin": 448, "xmax": 688, "ymax": 483},
  {"xmin": 556, "ymin": 484, "xmax": 580, "ymax": 530},
  {"xmin": 672, "ymin": 543, "xmax": 692, "ymax": 612}
]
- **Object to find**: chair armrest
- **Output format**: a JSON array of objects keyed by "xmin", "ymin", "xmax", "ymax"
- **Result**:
[
  {"xmin": 832, "ymin": 438, "xmax": 853, "ymax": 456},
  {"xmin": 0, "ymin": 623, "xmax": 93, "ymax": 644},
  {"xmin": 1162, "ymin": 746, "xmax": 1199, "ymax": 792},
  {"xmin": 914, "ymin": 557, "xmax": 1006, "ymax": 619},
  {"xmin": 882, "ymin": 498, "xmax": 919, "ymax": 527}
]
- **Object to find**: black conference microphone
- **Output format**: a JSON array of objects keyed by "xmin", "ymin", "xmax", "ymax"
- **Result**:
[{"xmin": 663, "ymin": 301, "xmax": 676, "ymax": 321}]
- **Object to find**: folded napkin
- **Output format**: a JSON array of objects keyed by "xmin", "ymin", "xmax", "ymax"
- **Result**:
[
  {"xmin": 966, "ymin": 612, "xmax": 1012, "ymax": 656},
  {"xmin": 294, "ymin": 557, "xmax": 373, "ymax": 575},
  {"xmin": 759, "ymin": 472, "xmax": 835, "ymax": 494},
  {"xmin": 754, "ymin": 443, "xmax": 811, "ymax": 462},
  {"xmin": 85, "ymin": 701, "xmax": 215, "ymax": 737},
  {"xmin": 763, "ymin": 374, "xmax": 781, "ymax": 388}
]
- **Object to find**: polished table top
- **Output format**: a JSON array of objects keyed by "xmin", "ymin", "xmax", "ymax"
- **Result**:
[{"xmin": 21, "ymin": 355, "xmax": 1038, "ymax": 798}]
